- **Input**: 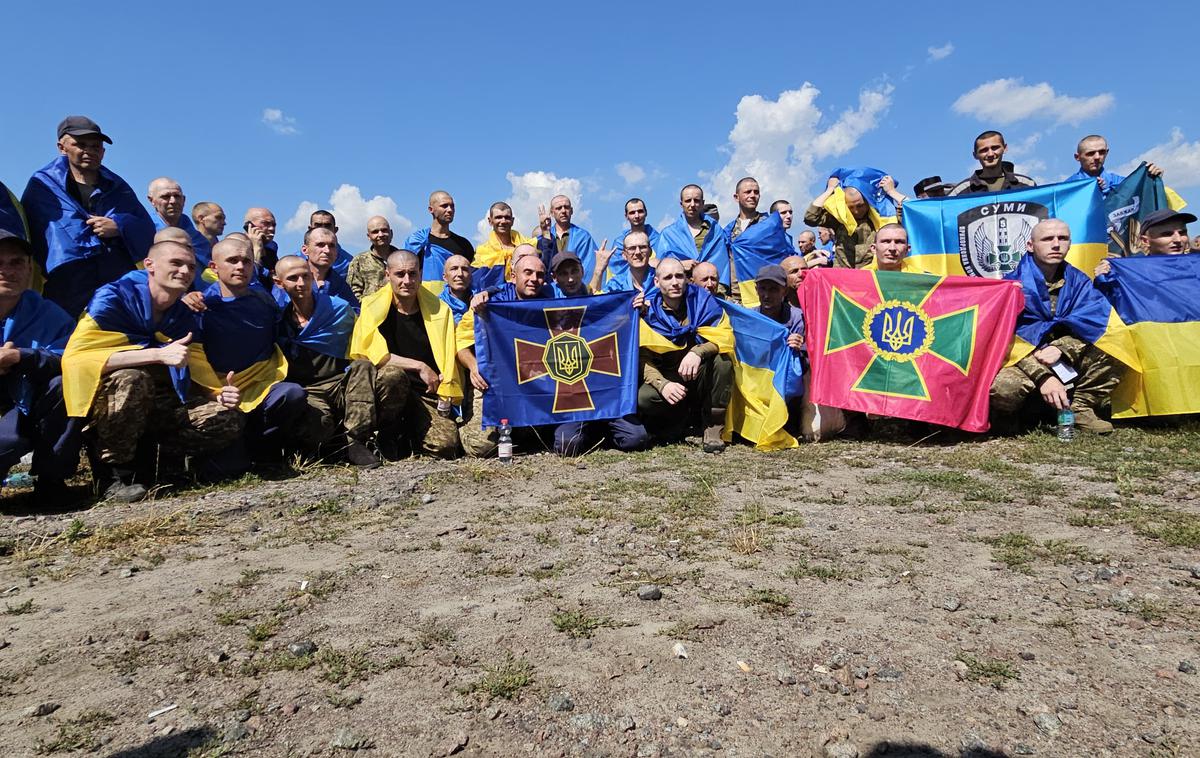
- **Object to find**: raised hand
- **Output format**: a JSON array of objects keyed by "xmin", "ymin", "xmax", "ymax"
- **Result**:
[{"xmin": 157, "ymin": 332, "xmax": 193, "ymax": 368}]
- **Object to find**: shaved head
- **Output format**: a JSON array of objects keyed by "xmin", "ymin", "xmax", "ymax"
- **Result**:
[
  {"xmin": 512, "ymin": 242, "xmax": 538, "ymax": 262},
  {"xmin": 211, "ymin": 236, "xmax": 251, "ymax": 263},
  {"xmin": 429, "ymin": 190, "xmax": 451, "ymax": 206},
  {"xmin": 658, "ymin": 256, "xmax": 686, "ymax": 277},
  {"xmin": 153, "ymin": 227, "xmax": 192, "ymax": 247},
  {"xmin": 443, "ymin": 254, "xmax": 470, "ymax": 274},
  {"xmin": 274, "ymin": 254, "xmax": 310, "ymax": 276},
  {"xmin": 386, "ymin": 250, "xmax": 420, "ymax": 271},
  {"xmin": 148, "ymin": 240, "xmax": 192, "ymax": 261}
]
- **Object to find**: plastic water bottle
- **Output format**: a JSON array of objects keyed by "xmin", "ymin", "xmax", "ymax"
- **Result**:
[
  {"xmin": 497, "ymin": 419, "xmax": 513, "ymax": 464},
  {"xmin": 1057, "ymin": 408, "xmax": 1075, "ymax": 442},
  {"xmin": 3, "ymin": 472, "xmax": 34, "ymax": 488}
]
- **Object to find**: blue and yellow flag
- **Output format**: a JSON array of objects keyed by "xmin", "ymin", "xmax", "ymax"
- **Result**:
[
  {"xmin": 1005, "ymin": 253, "xmax": 1139, "ymax": 371},
  {"xmin": 192, "ymin": 284, "xmax": 288, "ymax": 412},
  {"xmin": 475, "ymin": 291, "xmax": 639, "ymax": 428},
  {"xmin": 639, "ymin": 285, "xmax": 735, "ymax": 356},
  {"xmin": 1, "ymin": 289, "xmax": 75, "ymax": 414},
  {"xmin": 729, "ymin": 211, "xmax": 794, "ymax": 308},
  {"xmin": 904, "ymin": 178, "xmax": 1107, "ymax": 279},
  {"xmin": 62, "ymin": 271, "xmax": 198, "ymax": 417},
  {"xmin": 657, "ymin": 213, "xmax": 731, "ymax": 284},
  {"xmin": 1096, "ymin": 253, "xmax": 1200, "ymax": 417},
  {"xmin": 830, "ymin": 167, "xmax": 900, "ymax": 219},
  {"xmin": 281, "ymin": 289, "xmax": 355, "ymax": 360},
  {"xmin": 718, "ymin": 302, "xmax": 804, "ymax": 451}
]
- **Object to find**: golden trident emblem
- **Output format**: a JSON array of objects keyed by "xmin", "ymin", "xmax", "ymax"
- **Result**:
[
  {"xmin": 882, "ymin": 309, "xmax": 915, "ymax": 351},
  {"xmin": 552, "ymin": 338, "xmax": 583, "ymax": 378}
]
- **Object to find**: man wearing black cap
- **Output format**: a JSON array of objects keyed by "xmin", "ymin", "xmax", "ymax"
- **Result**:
[
  {"xmin": 21, "ymin": 116, "xmax": 155, "ymax": 317},
  {"xmin": 0, "ymin": 230, "xmax": 84, "ymax": 502},
  {"xmin": 912, "ymin": 176, "xmax": 953, "ymax": 199},
  {"xmin": 1095, "ymin": 209, "xmax": 1197, "ymax": 277},
  {"xmin": 549, "ymin": 251, "xmax": 589, "ymax": 297}
]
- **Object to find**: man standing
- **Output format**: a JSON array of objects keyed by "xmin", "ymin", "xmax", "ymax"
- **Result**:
[
  {"xmin": 347, "ymin": 215, "xmax": 398, "ymax": 301},
  {"xmin": 804, "ymin": 177, "xmax": 882, "ymax": 268},
  {"xmin": 474, "ymin": 201, "xmax": 534, "ymax": 286},
  {"xmin": 690, "ymin": 262, "xmax": 722, "ymax": 297},
  {"xmin": 538, "ymin": 194, "xmax": 599, "ymax": 282},
  {"xmin": 795, "ymin": 229, "xmax": 816, "ymax": 255},
  {"xmin": 351, "ymin": 251, "xmax": 461, "ymax": 458},
  {"xmin": 405, "ymin": 191, "xmax": 476, "ymax": 285},
  {"xmin": 301, "ymin": 227, "xmax": 358, "ymax": 308},
  {"xmin": 990, "ymin": 220, "xmax": 1129, "ymax": 434},
  {"xmin": 1067, "ymin": 134, "xmax": 1163, "ymax": 197},
  {"xmin": 301, "ymin": 210, "xmax": 355, "ymax": 277},
  {"xmin": 147, "ymin": 177, "xmax": 212, "ymax": 288},
  {"xmin": 949, "ymin": 131, "xmax": 1036, "ymax": 196},
  {"xmin": 62, "ymin": 241, "xmax": 244, "ymax": 501},
  {"xmin": 865, "ymin": 224, "xmax": 925, "ymax": 273},
  {"xmin": 22, "ymin": 116, "xmax": 155, "ymax": 317},
  {"xmin": 243, "ymin": 207, "xmax": 280, "ymax": 285},
  {"xmin": 0, "ymin": 231, "xmax": 81, "ymax": 502},
  {"xmin": 657, "ymin": 185, "xmax": 732, "ymax": 291},
  {"xmin": 196, "ymin": 238, "xmax": 306, "ymax": 461},
  {"xmin": 638, "ymin": 257, "xmax": 734, "ymax": 453},
  {"xmin": 594, "ymin": 230, "xmax": 655, "ymax": 294},
  {"xmin": 439, "ymin": 254, "xmax": 473, "ymax": 323},
  {"xmin": 274, "ymin": 255, "xmax": 396, "ymax": 468},
  {"xmin": 606, "ymin": 198, "xmax": 661, "ymax": 282},
  {"xmin": 770, "ymin": 200, "xmax": 794, "ymax": 230},
  {"xmin": 191, "ymin": 202, "xmax": 226, "ymax": 249}
]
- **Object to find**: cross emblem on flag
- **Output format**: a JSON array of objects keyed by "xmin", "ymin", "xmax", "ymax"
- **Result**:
[{"xmin": 513, "ymin": 306, "xmax": 623, "ymax": 413}]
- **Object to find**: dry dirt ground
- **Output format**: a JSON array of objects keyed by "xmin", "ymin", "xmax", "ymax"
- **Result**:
[{"xmin": 1, "ymin": 422, "xmax": 1198, "ymax": 758}]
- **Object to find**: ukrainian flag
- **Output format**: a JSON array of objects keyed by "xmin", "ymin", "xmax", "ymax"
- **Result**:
[
  {"xmin": 718, "ymin": 302, "xmax": 804, "ymax": 451},
  {"xmin": 904, "ymin": 178, "xmax": 1108, "ymax": 279},
  {"xmin": 351, "ymin": 284, "xmax": 462, "ymax": 403},
  {"xmin": 1098, "ymin": 253, "xmax": 1200, "ymax": 417}
]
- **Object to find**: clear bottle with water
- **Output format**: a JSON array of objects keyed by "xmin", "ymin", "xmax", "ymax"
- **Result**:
[
  {"xmin": 497, "ymin": 419, "xmax": 513, "ymax": 464},
  {"xmin": 3, "ymin": 472, "xmax": 34, "ymax": 488},
  {"xmin": 1057, "ymin": 408, "xmax": 1075, "ymax": 442}
]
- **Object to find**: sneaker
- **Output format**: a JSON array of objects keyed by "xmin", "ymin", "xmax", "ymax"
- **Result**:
[
  {"xmin": 103, "ymin": 479, "xmax": 148, "ymax": 503},
  {"xmin": 345, "ymin": 441, "xmax": 382, "ymax": 469},
  {"xmin": 1072, "ymin": 407, "xmax": 1113, "ymax": 434},
  {"xmin": 702, "ymin": 424, "xmax": 726, "ymax": 454}
]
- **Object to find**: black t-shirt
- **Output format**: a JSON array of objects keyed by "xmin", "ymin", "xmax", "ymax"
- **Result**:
[
  {"xmin": 430, "ymin": 231, "xmax": 475, "ymax": 263},
  {"xmin": 380, "ymin": 308, "xmax": 438, "ymax": 382},
  {"xmin": 281, "ymin": 307, "xmax": 349, "ymax": 386}
]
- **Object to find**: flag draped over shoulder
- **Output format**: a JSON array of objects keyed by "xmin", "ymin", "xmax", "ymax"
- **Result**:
[
  {"xmin": 1005, "ymin": 253, "xmax": 1140, "ymax": 372},
  {"xmin": 62, "ymin": 271, "xmax": 198, "ymax": 417},
  {"xmin": 21, "ymin": 157, "xmax": 155, "ymax": 274},
  {"xmin": 191, "ymin": 284, "xmax": 287, "ymax": 412},
  {"xmin": 475, "ymin": 291, "xmax": 638, "ymax": 428},
  {"xmin": 903, "ymin": 178, "xmax": 1107, "ymax": 279},
  {"xmin": 730, "ymin": 212, "xmax": 793, "ymax": 308},
  {"xmin": 639, "ymin": 285, "xmax": 735, "ymax": 355},
  {"xmin": 1095, "ymin": 253, "xmax": 1200, "ymax": 417},
  {"xmin": 717, "ymin": 302, "xmax": 804, "ymax": 451},
  {"xmin": 404, "ymin": 228, "xmax": 457, "ymax": 289},
  {"xmin": 2, "ymin": 289, "xmax": 75, "ymax": 413},
  {"xmin": 800, "ymin": 269, "xmax": 1024, "ymax": 432},
  {"xmin": 473, "ymin": 230, "xmax": 533, "ymax": 292},
  {"xmin": 657, "ymin": 213, "xmax": 731, "ymax": 284},
  {"xmin": 606, "ymin": 224, "xmax": 661, "ymax": 281},
  {"xmin": 350, "ymin": 284, "xmax": 462, "ymax": 403},
  {"xmin": 282, "ymin": 289, "xmax": 355, "ymax": 360},
  {"xmin": 1103, "ymin": 163, "xmax": 1187, "ymax": 256},
  {"xmin": 830, "ymin": 167, "xmax": 900, "ymax": 218}
]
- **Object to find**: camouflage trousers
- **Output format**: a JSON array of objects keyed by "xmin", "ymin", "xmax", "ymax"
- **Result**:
[
  {"xmin": 990, "ymin": 345, "xmax": 1123, "ymax": 416},
  {"xmin": 87, "ymin": 367, "xmax": 244, "ymax": 466},
  {"xmin": 295, "ymin": 359, "xmax": 403, "ymax": 449},
  {"xmin": 379, "ymin": 365, "xmax": 460, "ymax": 458}
]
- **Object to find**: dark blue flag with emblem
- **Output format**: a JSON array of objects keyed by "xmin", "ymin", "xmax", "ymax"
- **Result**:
[
  {"xmin": 475, "ymin": 291, "xmax": 639, "ymax": 427},
  {"xmin": 1105, "ymin": 163, "xmax": 1171, "ymax": 256}
]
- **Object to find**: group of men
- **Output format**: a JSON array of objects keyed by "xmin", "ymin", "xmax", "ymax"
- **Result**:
[{"xmin": 0, "ymin": 116, "xmax": 1192, "ymax": 503}]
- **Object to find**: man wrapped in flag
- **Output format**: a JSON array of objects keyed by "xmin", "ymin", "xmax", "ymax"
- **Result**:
[
  {"xmin": 903, "ymin": 177, "xmax": 1109, "ymax": 280},
  {"xmin": 656, "ymin": 185, "xmax": 731, "ymax": 290},
  {"xmin": 405, "ymin": 191, "xmax": 476, "ymax": 290},
  {"xmin": 62, "ymin": 241, "xmax": 245, "ymax": 502},
  {"xmin": 991, "ymin": 219, "xmax": 1140, "ymax": 434},
  {"xmin": 274, "ymin": 255, "xmax": 398, "ymax": 468},
  {"xmin": 638, "ymin": 258, "xmax": 734, "ymax": 452},
  {"xmin": 803, "ymin": 169, "xmax": 901, "ymax": 270},
  {"xmin": 1093, "ymin": 210, "xmax": 1200, "ymax": 418},
  {"xmin": 473, "ymin": 202, "xmax": 532, "ymax": 293}
]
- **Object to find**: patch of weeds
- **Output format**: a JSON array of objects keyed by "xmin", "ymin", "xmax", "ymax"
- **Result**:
[
  {"xmin": 293, "ymin": 571, "xmax": 340, "ymax": 600},
  {"xmin": 326, "ymin": 691, "xmax": 362, "ymax": 709},
  {"xmin": 982, "ymin": 532, "xmax": 1037, "ymax": 574},
  {"xmin": 533, "ymin": 530, "xmax": 559, "ymax": 547},
  {"xmin": 34, "ymin": 710, "xmax": 117, "ymax": 754},
  {"xmin": 1129, "ymin": 598, "xmax": 1170, "ymax": 623},
  {"xmin": 631, "ymin": 513, "xmax": 661, "ymax": 530},
  {"xmin": 15, "ymin": 509, "xmax": 216, "ymax": 566},
  {"xmin": 551, "ymin": 608, "xmax": 619, "ymax": 638},
  {"xmin": 288, "ymin": 498, "xmax": 343, "ymax": 518},
  {"xmin": 215, "ymin": 609, "xmax": 255, "ymax": 626},
  {"xmin": 729, "ymin": 521, "xmax": 769, "ymax": 556},
  {"xmin": 742, "ymin": 588, "xmax": 793, "ymax": 616},
  {"xmin": 1041, "ymin": 615, "xmax": 1078, "ymax": 637},
  {"xmin": 414, "ymin": 618, "xmax": 457, "ymax": 650},
  {"xmin": 1042, "ymin": 539, "xmax": 1105, "ymax": 565},
  {"xmin": 5, "ymin": 598, "xmax": 36, "ymax": 615},
  {"xmin": 315, "ymin": 648, "xmax": 406, "ymax": 689},
  {"xmin": 458, "ymin": 543, "xmax": 485, "ymax": 556},
  {"xmin": 246, "ymin": 618, "xmax": 281, "ymax": 644},
  {"xmin": 783, "ymin": 559, "xmax": 850, "ymax": 582},
  {"xmin": 240, "ymin": 650, "xmax": 315, "ymax": 677},
  {"xmin": 955, "ymin": 652, "xmax": 1020, "ymax": 688},
  {"xmin": 474, "ymin": 653, "xmax": 534, "ymax": 700},
  {"xmin": 656, "ymin": 620, "xmax": 703, "ymax": 642},
  {"xmin": 934, "ymin": 514, "xmax": 955, "ymax": 525},
  {"xmin": 896, "ymin": 469, "xmax": 1006, "ymax": 503},
  {"xmin": 236, "ymin": 567, "xmax": 280, "ymax": 589},
  {"xmin": 63, "ymin": 519, "xmax": 89, "ymax": 543}
]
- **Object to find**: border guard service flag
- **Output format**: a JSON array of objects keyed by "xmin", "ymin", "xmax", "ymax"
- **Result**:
[
  {"xmin": 1097, "ymin": 253, "xmax": 1200, "ymax": 418},
  {"xmin": 799, "ymin": 269, "xmax": 1024, "ymax": 432},
  {"xmin": 475, "ymin": 291, "xmax": 639, "ymax": 428},
  {"xmin": 903, "ymin": 177, "xmax": 1108, "ymax": 280}
]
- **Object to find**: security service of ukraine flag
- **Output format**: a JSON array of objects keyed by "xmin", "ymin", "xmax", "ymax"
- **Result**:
[
  {"xmin": 799, "ymin": 269, "xmax": 1024, "ymax": 432},
  {"xmin": 902, "ymin": 177, "xmax": 1108, "ymax": 279},
  {"xmin": 474, "ymin": 291, "xmax": 639, "ymax": 428}
]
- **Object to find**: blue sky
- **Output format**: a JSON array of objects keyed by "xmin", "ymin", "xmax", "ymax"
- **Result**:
[{"xmin": 4, "ymin": 0, "xmax": 1197, "ymax": 252}]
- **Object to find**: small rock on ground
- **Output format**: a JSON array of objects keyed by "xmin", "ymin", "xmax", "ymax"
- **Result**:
[
  {"xmin": 637, "ymin": 584, "xmax": 662, "ymax": 601},
  {"xmin": 547, "ymin": 692, "xmax": 575, "ymax": 712},
  {"xmin": 1034, "ymin": 712, "xmax": 1062, "ymax": 735},
  {"xmin": 331, "ymin": 726, "xmax": 373, "ymax": 750}
]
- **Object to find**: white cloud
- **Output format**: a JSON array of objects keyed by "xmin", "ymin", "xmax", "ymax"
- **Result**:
[
  {"xmin": 927, "ymin": 42, "xmax": 954, "ymax": 62},
  {"xmin": 952, "ymin": 78, "xmax": 1114, "ymax": 126},
  {"xmin": 616, "ymin": 161, "xmax": 646, "ymax": 186},
  {"xmin": 261, "ymin": 108, "xmax": 299, "ymax": 136},
  {"xmin": 1118, "ymin": 128, "xmax": 1200, "ymax": 188},
  {"xmin": 703, "ymin": 82, "xmax": 894, "ymax": 221},
  {"xmin": 474, "ymin": 171, "xmax": 590, "ymax": 243},
  {"xmin": 285, "ymin": 184, "xmax": 413, "ymax": 251}
]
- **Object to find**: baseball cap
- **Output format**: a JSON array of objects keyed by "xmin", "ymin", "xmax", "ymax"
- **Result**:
[
  {"xmin": 56, "ymin": 115, "xmax": 112, "ymax": 145},
  {"xmin": 754, "ymin": 264, "xmax": 787, "ymax": 287},
  {"xmin": 550, "ymin": 251, "xmax": 581, "ymax": 273},
  {"xmin": 1140, "ymin": 209, "xmax": 1197, "ymax": 231},
  {"xmin": 0, "ymin": 229, "xmax": 33, "ymax": 255}
]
